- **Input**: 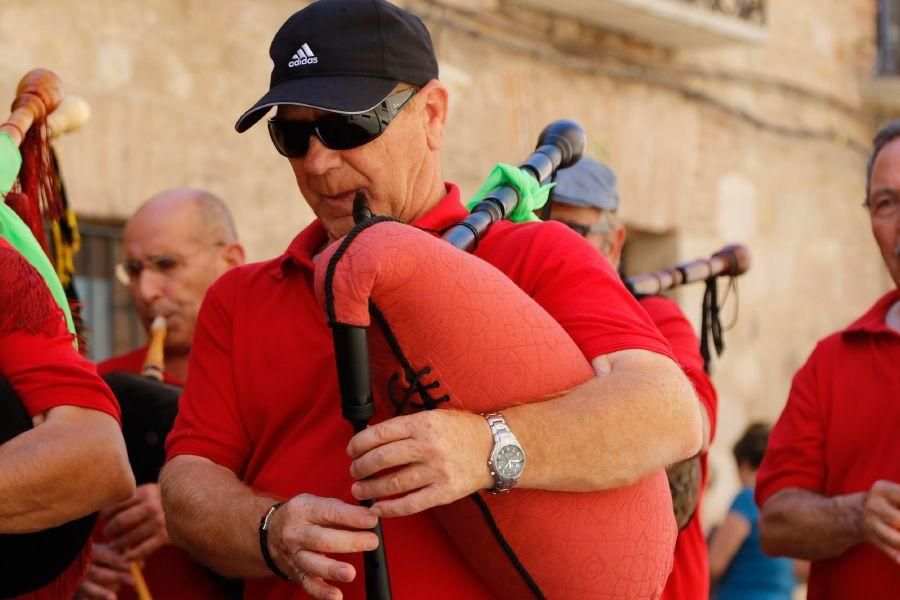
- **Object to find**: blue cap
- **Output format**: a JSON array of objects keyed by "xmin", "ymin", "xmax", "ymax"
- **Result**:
[{"xmin": 551, "ymin": 157, "xmax": 619, "ymax": 212}]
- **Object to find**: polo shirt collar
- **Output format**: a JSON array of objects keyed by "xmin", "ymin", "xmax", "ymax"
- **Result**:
[
  {"xmin": 843, "ymin": 288, "xmax": 900, "ymax": 338},
  {"xmin": 278, "ymin": 183, "xmax": 466, "ymax": 277}
]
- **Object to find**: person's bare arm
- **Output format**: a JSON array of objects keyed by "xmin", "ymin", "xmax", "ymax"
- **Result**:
[
  {"xmin": 760, "ymin": 482, "xmax": 900, "ymax": 564},
  {"xmin": 0, "ymin": 405, "xmax": 134, "ymax": 533},
  {"xmin": 708, "ymin": 512, "xmax": 751, "ymax": 584},
  {"xmin": 349, "ymin": 348, "xmax": 702, "ymax": 517},
  {"xmin": 161, "ymin": 455, "xmax": 379, "ymax": 600}
]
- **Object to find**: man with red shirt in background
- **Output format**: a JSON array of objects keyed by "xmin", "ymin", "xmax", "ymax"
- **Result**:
[
  {"xmin": 545, "ymin": 157, "xmax": 718, "ymax": 600},
  {"xmin": 756, "ymin": 122, "xmax": 900, "ymax": 598},
  {"xmin": 76, "ymin": 189, "xmax": 245, "ymax": 600}
]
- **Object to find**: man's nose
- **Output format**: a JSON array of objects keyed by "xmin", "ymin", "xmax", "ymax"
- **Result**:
[
  {"xmin": 135, "ymin": 269, "xmax": 166, "ymax": 304},
  {"xmin": 302, "ymin": 135, "xmax": 342, "ymax": 175}
]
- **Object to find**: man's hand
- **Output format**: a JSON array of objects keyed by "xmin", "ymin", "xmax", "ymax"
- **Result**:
[
  {"xmin": 74, "ymin": 543, "xmax": 135, "ymax": 600},
  {"xmin": 267, "ymin": 494, "xmax": 380, "ymax": 600},
  {"xmin": 102, "ymin": 483, "xmax": 168, "ymax": 562},
  {"xmin": 860, "ymin": 480, "xmax": 900, "ymax": 564},
  {"xmin": 348, "ymin": 409, "xmax": 493, "ymax": 518}
]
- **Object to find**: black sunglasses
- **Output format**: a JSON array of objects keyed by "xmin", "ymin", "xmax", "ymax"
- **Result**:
[{"xmin": 267, "ymin": 88, "xmax": 418, "ymax": 158}]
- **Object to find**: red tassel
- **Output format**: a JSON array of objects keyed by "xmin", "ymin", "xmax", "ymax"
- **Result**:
[{"xmin": 0, "ymin": 245, "xmax": 67, "ymax": 338}]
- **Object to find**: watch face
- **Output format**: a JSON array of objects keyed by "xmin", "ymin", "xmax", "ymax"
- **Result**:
[{"xmin": 495, "ymin": 444, "xmax": 525, "ymax": 478}]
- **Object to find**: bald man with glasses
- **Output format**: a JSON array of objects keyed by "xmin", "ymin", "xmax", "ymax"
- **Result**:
[{"xmin": 76, "ymin": 188, "xmax": 244, "ymax": 600}]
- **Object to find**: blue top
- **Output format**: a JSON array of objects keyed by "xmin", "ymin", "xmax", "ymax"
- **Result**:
[{"xmin": 715, "ymin": 486, "xmax": 796, "ymax": 600}]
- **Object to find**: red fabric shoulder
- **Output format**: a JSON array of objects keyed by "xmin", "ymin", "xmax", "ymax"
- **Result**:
[
  {"xmin": 476, "ymin": 219, "xmax": 675, "ymax": 362},
  {"xmin": 0, "ymin": 240, "xmax": 120, "ymax": 421},
  {"xmin": 0, "ymin": 241, "xmax": 66, "ymax": 338}
]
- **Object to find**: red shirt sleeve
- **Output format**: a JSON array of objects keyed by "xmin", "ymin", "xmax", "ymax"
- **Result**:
[
  {"xmin": 165, "ymin": 271, "xmax": 251, "ymax": 474},
  {"xmin": 755, "ymin": 343, "xmax": 827, "ymax": 507},
  {"xmin": 0, "ymin": 244, "xmax": 120, "ymax": 421},
  {"xmin": 640, "ymin": 296, "xmax": 718, "ymax": 442},
  {"xmin": 482, "ymin": 221, "xmax": 674, "ymax": 362}
]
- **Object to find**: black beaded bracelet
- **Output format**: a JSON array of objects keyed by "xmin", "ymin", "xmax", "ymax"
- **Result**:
[{"xmin": 259, "ymin": 501, "xmax": 291, "ymax": 581}]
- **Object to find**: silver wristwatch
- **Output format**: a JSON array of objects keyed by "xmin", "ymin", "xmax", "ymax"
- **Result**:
[{"xmin": 483, "ymin": 412, "xmax": 526, "ymax": 494}]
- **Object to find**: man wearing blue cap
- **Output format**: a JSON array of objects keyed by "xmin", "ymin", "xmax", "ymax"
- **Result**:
[
  {"xmin": 159, "ymin": 2, "xmax": 703, "ymax": 598},
  {"xmin": 548, "ymin": 157, "xmax": 718, "ymax": 600}
]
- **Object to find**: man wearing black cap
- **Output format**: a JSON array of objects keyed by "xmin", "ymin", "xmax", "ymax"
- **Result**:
[
  {"xmin": 160, "ymin": 2, "xmax": 702, "ymax": 599},
  {"xmin": 547, "ymin": 157, "xmax": 718, "ymax": 600}
]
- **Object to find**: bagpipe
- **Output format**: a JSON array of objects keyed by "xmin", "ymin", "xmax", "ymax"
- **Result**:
[
  {"xmin": 315, "ymin": 122, "xmax": 677, "ymax": 599},
  {"xmin": 625, "ymin": 244, "xmax": 751, "ymax": 374},
  {"xmin": 103, "ymin": 316, "xmax": 181, "ymax": 488},
  {"xmin": 626, "ymin": 245, "xmax": 751, "ymax": 531},
  {"xmin": 0, "ymin": 69, "xmax": 95, "ymax": 598}
]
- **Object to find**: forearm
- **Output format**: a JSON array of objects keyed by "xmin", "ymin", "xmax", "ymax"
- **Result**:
[
  {"xmin": 0, "ymin": 407, "xmax": 134, "ymax": 533},
  {"xmin": 759, "ymin": 488, "xmax": 866, "ymax": 560},
  {"xmin": 159, "ymin": 455, "xmax": 278, "ymax": 578},
  {"xmin": 505, "ymin": 349, "xmax": 702, "ymax": 492}
]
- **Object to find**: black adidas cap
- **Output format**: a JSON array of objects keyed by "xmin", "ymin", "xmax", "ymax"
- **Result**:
[{"xmin": 235, "ymin": 0, "xmax": 439, "ymax": 133}]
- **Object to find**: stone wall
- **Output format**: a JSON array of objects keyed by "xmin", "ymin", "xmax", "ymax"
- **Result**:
[{"xmin": 1, "ymin": 0, "xmax": 895, "ymax": 526}]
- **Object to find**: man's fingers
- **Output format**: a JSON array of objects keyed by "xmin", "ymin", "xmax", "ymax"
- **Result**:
[
  {"xmin": 298, "ymin": 495, "xmax": 378, "ymax": 529},
  {"xmin": 75, "ymin": 579, "xmax": 119, "ymax": 600},
  {"xmin": 91, "ymin": 544, "xmax": 131, "ymax": 570},
  {"xmin": 352, "ymin": 465, "xmax": 429, "ymax": 501},
  {"xmin": 301, "ymin": 574, "xmax": 343, "ymax": 600},
  {"xmin": 99, "ymin": 493, "xmax": 141, "ymax": 521},
  {"xmin": 86, "ymin": 563, "xmax": 135, "ymax": 587},
  {"xmin": 103, "ymin": 503, "xmax": 153, "ymax": 539},
  {"xmin": 109, "ymin": 520, "xmax": 159, "ymax": 552},
  {"xmin": 350, "ymin": 439, "xmax": 422, "ymax": 480},
  {"xmin": 347, "ymin": 417, "xmax": 412, "ymax": 458},
  {"xmin": 873, "ymin": 480, "xmax": 900, "ymax": 507},
  {"xmin": 370, "ymin": 485, "xmax": 440, "ymax": 518},
  {"xmin": 869, "ymin": 493, "xmax": 900, "ymax": 530},
  {"xmin": 123, "ymin": 533, "xmax": 168, "ymax": 562},
  {"xmin": 297, "ymin": 524, "xmax": 380, "ymax": 554},
  {"xmin": 870, "ymin": 518, "xmax": 900, "ymax": 553},
  {"xmin": 290, "ymin": 549, "xmax": 356, "ymax": 583}
]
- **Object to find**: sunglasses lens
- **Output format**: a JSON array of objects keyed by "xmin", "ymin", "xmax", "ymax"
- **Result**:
[
  {"xmin": 317, "ymin": 113, "xmax": 383, "ymax": 150},
  {"xmin": 268, "ymin": 120, "xmax": 312, "ymax": 157}
]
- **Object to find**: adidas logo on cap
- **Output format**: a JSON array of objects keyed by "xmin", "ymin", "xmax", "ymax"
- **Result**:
[{"xmin": 288, "ymin": 43, "xmax": 318, "ymax": 67}]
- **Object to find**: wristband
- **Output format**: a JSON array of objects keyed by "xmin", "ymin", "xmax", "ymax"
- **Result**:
[{"xmin": 259, "ymin": 501, "xmax": 291, "ymax": 581}]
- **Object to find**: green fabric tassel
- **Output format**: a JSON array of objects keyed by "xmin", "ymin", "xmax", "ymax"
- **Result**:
[
  {"xmin": 466, "ymin": 163, "xmax": 555, "ymax": 223},
  {"xmin": 0, "ymin": 131, "xmax": 76, "ymax": 337}
]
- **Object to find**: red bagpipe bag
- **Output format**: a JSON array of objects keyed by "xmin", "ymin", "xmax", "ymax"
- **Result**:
[{"xmin": 313, "ymin": 217, "xmax": 676, "ymax": 599}]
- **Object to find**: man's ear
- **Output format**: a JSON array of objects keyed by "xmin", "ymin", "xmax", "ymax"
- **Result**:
[
  {"xmin": 607, "ymin": 223, "xmax": 627, "ymax": 268},
  {"xmin": 222, "ymin": 243, "xmax": 246, "ymax": 268},
  {"xmin": 418, "ymin": 80, "xmax": 448, "ymax": 151}
]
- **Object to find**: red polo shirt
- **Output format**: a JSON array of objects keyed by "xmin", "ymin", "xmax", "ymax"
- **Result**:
[
  {"xmin": 167, "ymin": 184, "xmax": 675, "ymax": 598},
  {"xmin": 756, "ymin": 289, "xmax": 900, "ymax": 599},
  {"xmin": 97, "ymin": 349, "xmax": 233, "ymax": 600},
  {"xmin": 0, "ymin": 238, "xmax": 120, "ymax": 599},
  {"xmin": 642, "ymin": 296, "xmax": 718, "ymax": 600}
]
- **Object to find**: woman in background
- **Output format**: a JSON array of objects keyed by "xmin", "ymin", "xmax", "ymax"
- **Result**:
[{"xmin": 709, "ymin": 423, "xmax": 798, "ymax": 600}]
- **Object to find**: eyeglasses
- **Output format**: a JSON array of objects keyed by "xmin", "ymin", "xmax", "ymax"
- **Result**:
[
  {"xmin": 864, "ymin": 194, "xmax": 900, "ymax": 220},
  {"xmin": 115, "ymin": 244, "xmax": 225, "ymax": 286},
  {"xmin": 267, "ymin": 87, "xmax": 418, "ymax": 158},
  {"xmin": 557, "ymin": 220, "xmax": 610, "ymax": 237}
]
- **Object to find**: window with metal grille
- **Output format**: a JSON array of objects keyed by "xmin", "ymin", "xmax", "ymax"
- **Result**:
[
  {"xmin": 72, "ymin": 219, "xmax": 145, "ymax": 362},
  {"xmin": 878, "ymin": 0, "xmax": 900, "ymax": 75}
]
